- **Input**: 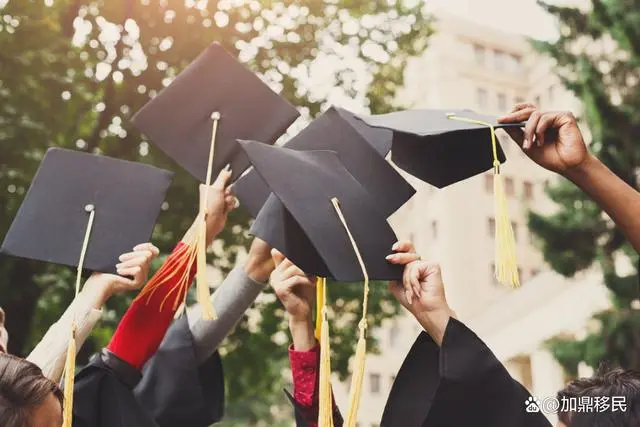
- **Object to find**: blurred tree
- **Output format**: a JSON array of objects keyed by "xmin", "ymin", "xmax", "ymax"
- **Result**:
[
  {"xmin": 532, "ymin": 0, "xmax": 640, "ymax": 375},
  {"xmin": 0, "ymin": 0, "xmax": 431, "ymax": 423}
]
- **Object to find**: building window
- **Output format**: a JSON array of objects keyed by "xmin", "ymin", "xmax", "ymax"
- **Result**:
[
  {"xmin": 531, "ymin": 268, "xmax": 540, "ymax": 278},
  {"xmin": 431, "ymin": 220, "xmax": 438, "ymax": 239},
  {"xmin": 505, "ymin": 177, "xmax": 515, "ymax": 196},
  {"xmin": 390, "ymin": 375, "xmax": 396, "ymax": 386},
  {"xmin": 370, "ymin": 373, "xmax": 381, "ymax": 394},
  {"xmin": 477, "ymin": 88, "xmax": 488, "ymax": 109},
  {"xmin": 490, "ymin": 263, "xmax": 499, "ymax": 285},
  {"xmin": 485, "ymin": 174, "xmax": 493, "ymax": 193},
  {"xmin": 511, "ymin": 221, "xmax": 518, "ymax": 242},
  {"xmin": 389, "ymin": 321, "xmax": 399, "ymax": 347},
  {"xmin": 497, "ymin": 93, "xmax": 507, "ymax": 112},
  {"xmin": 523, "ymin": 181, "xmax": 534, "ymax": 200},
  {"xmin": 494, "ymin": 50, "xmax": 507, "ymax": 71},
  {"xmin": 473, "ymin": 44, "xmax": 485, "ymax": 65},
  {"xmin": 518, "ymin": 267, "xmax": 523, "ymax": 280},
  {"xmin": 534, "ymin": 95, "xmax": 541, "ymax": 108},
  {"xmin": 509, "ymin": 54, "xmax": 522, "ymax": 73},
  {"xmin": 515, "ymin": 96, "xmax": 525, "ymax": 105},
  {"xmin": 548, "ymin": 85, "xmax": 555, "ymax": 103},
  {"xmin": 488, "ymin": 217, "xmax": 496, "ymax": 237}
]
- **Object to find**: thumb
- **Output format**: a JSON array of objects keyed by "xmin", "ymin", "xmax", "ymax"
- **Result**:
[
  {"xmin": 212, "ymin": 165, "xmax": 233, "ymax": 190},
  {"xmin": 271, "ymin": 248, "xmax": 285, "ymax": 267}
]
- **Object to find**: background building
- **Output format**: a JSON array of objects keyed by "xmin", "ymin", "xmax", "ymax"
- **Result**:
[{"xmin": 330, "ymin": 12, "xmax": 609, "ymax": 426}]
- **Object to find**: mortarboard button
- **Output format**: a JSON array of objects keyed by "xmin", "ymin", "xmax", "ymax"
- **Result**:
[
  {"xmin": 132, "ymin": 42, "xmax": 300, "ymax": 183},
  {"xmin": 1, "ymin": 147, "xmax": 173, "ymax": 273},
  {"xmin": 354, "ymin": 109, "xmax": 522, "ymax": 188},
  {"xmin": 239, "ymin": 140, "xmax": 402, "ymax": 282}
]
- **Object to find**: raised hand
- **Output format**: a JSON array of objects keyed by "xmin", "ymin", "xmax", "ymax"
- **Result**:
[
  {"xmin": 201, "ymin": 166, "xmax": 237, "ymax": 243},
  {"xmin": 498, "ymin": 103, "xmax": 589, "ymax": 175}
]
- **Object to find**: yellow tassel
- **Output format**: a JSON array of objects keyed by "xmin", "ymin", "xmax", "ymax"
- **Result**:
[
  {"xmin": 345, "ymin": 322, "xmax": 367, "ymax": 427},
  {"xmin": 317, "ymin": 279, "xmax": 334, "ymax": 427},
  {"xmin": 446, "ymin": 113, "xmax": 520, "ymax": 287},
  {"xmin": 61, "ymin": 325, "xmax": 77, "ymax": 427},
  {"xmin": 330, "ymin": 198, "xmax": 370, "ymax": 426},
  {"xmin": 196, "ymin": 215, "xmax": 216, "ymax": 320},
  {"xmin": 315, "ymin": 277, "xmax": 325, "ymax": 340},
  {"xmin": 493, "ymin": 165, "xmax": 520, "ymax": 287}
]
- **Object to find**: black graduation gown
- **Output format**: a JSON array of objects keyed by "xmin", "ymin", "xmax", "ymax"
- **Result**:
[
  {"xmin": 287, "ymin": 318, "xmax": 551, "ymax": 427},
  {"xmin": 72, "ymin": 316, "xmax": 225, "ymax": 427}
]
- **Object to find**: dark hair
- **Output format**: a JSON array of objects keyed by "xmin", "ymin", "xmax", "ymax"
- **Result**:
[
  {"xmin": 0, "ymin": 353, "xmax": 63, "ymax": 427},
  {"xmin": 558, "ymin": 367, "xmax": 640, "ymax": 426}
]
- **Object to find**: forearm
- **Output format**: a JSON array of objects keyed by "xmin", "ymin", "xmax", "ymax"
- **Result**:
[
  {"xmin": 27, "ymin": 284, "xmax": 105, "ymax": 382},
  {"xmin": 565, "ymin": 154, "xmax": 640, "ymax": 252},
  {"xmin": 187, "ymin": 265, "xmax": 267, "ymax": 364},
  {"xmin": 290, "ymin": 317, "xmax": 316, "ymax": 351},
  {"xmin": 413, "ymin": 307, "xmax": 454, "ymax": 346}
]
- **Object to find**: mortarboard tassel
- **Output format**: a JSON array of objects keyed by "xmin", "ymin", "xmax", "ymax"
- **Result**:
[
  {"xmin": 315, "ymin": 276, "xmax": 324, "ymax": 340},
  {"xmin": 446, "ymin": 113, "xmax": 520, "ymax": 287},
  {"xmin": 135, "ymin": 113, "xmax": 224, "ymax": 319},
  {"xmin": 317, "ymin": 277, "xmax": 334, "ymax": 427},
  {"xmin": 61, "ymin": 204, "xmax": 96, "ymax": 427},
  {"xmin": 330, "ymin": 198, "xmax": 369, "ymax": 427}
]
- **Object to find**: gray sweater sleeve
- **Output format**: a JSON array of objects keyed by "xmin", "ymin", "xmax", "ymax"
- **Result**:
[{"xmin": 187, "ymin": 265, "xmax": 266, "ymax": 364}]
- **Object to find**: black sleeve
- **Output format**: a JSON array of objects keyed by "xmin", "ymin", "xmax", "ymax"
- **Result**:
[
  {"xmin": 133, "ymin": 315, "xmax": 225, "ymax": 427},
  {"xmin": 381, "ymin": 318, "xmax": 552, "ymax": 427}
]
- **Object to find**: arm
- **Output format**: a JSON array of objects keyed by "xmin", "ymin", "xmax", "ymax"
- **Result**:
[
  {"xmin": 498, "ymin": 105, "xmax": 640, "ymax": 253},
  {"xmin": 186, "ymin": 238, "xmax": 275, "ymax": 364},
  {"xmin": 27, "ymin": 245, "xmax": 158, "ymax": 382},
  {"xmin": 106, "ymin": 169, "xmax": 236, "ymax": 370}
]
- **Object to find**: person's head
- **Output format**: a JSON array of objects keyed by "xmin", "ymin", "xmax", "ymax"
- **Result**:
[
  {"xmin": 557, "ymin": 367, "xmax": 640, "ymax": 427},
  {"xmin": 0, "ymin": 353, "xmax": 63, "ymax": 427},
  {"xmin": 0, "ymin": 308, "xmax": 8, "ymax": 353}
]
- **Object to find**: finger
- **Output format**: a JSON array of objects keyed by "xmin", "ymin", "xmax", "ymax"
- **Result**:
[
  {"xmin": 283, "ymin": 264, "xmax": 306, "ymax": 280},
  {"xmin": 271, "ymin": 248, "xmax": 286, "ymax": 267},
  {"xmin": 402, "ymin": 263, "xmax": 415, "ymax": 303},
  {"xmin": 116, "ymin": 266, "xmax": 141, "ymax": 278},
  {"xmin": 115, "ymin": 255, "xmax": 149, "ymax": 269},
  {"xmin": 391, "ymin": 241, "xmax": 415, "ymax": 254},
  {"xmin": 386, "ymin": 252, "xmax": 421, "ymax": 265},
  {"xmin": 536, "ymin": 112, "xmax": 558, "ymax": 146},
  {"xmin": 133, "ymin": 243, "xmax": 160, "ymax": 257},
  {"xmin": 512, "ymin": 102, "xmax": 536, "ymax": 112},
  {"xmin": 118, "ymin": 251, "xmax": 150, "ymax": 262},
  {"xmin": 497, "ymin": 106, "xmax": 536, "ymax": 125},
  {"xmin": 212, "ymin": 167, "xmax": 233, "ymax": 190},
  {"xmin": 410, "ymin": 263, "xmax": 422, "ymax": 295},
  {"xmin": 281, "ymin": 275, "xmax": 315, "ymax": 291},
  {"xmin": 387, "ymin": 281, "xmax": 406, "ymax": 304},
  {"xmin": 113, "ymin": 276, "xmax": 136, "ymax": 289},
  {"xmin": 523, "ymin": 110, "xmax": 542, "ymax": 149}
]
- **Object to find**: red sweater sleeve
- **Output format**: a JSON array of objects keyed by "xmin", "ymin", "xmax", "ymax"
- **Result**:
[
  {"xmin": 107, "ymin": 242, "xmax": 196, "ymax": 369},
  {"xmin": 289, "ymin": 344, "xmax": 342, "ymax": 427}
]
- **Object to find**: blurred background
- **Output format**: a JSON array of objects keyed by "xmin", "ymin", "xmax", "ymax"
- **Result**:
[{"xmin": 0, "ymin": 0, "xmax": 638, "ymax": 425}]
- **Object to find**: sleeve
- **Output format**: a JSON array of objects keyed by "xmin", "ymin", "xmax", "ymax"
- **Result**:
[
  {"xmin": 107, "ymin": 242, "xmax": 196, "ymax": 370},
  {"xmin": 288, "ymin": 344, "xmax": 343, "ymax": 427},
  {"xmin": 26, "ymin": 297, "xmax": 102, "ymax": 383},
  {"xmin": 381, "ymin": 318, "xmax": 552, "ymax": 427},
  {"xmin": 134, "ymin": 315, "xmax": 225, "ymax": 427},
  {"xmin": 186, "ymin": 265, "xmax": 266, "ymax": 364}
]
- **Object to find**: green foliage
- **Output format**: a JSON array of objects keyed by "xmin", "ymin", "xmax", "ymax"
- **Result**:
[
  {"xmin": 535, "ymin": 0, "xmax": 640, "ymax": 375},
  {"xmin": 0, "ymin": 0, "xmax": 431, "ymax": 423}
]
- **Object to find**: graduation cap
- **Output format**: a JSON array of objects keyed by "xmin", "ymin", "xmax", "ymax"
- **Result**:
[
  {"xmin": 239, "ymin": 140, "xmax": 400, "ymax": 426},
  {"xmin": 234, "ymin": 106, "xmax": 414, "ymax": 219},
  {"xmin": 0, "ymin": 147, "xmax": 173, "ymax": 427},
  {"xmin": 131, "ymin": 41, "xmax": 299, "ymax": 320},
  {"xmin": 356, "ymin": 109, "xmax": 522, "ymax": 287}
]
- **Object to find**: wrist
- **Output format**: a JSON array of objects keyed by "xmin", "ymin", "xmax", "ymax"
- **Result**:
[
  {"xmin": 413, "ymin": 306, "xmax": 453, "ymax": 346},
  {"xmin": 245, "ymin": 254, "xmax": 274, "ymax": 284},
  {"xmin": 563, "ymin": 153, "xmax": 600, "ymax": 184},
  {"xmin": 80, "ymin": 277, "xmax": 113, "ymax": 310},
  {"xmin": 289, "ymin": 316, "xmax": 316, "ymax": 351}
]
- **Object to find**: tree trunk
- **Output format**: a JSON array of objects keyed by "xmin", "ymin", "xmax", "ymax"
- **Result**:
[{"xmin": 3, "ymin": 260, "xmax": 45, "ymax": 357}]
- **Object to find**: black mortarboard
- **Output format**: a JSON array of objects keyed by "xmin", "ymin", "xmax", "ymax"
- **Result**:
[
  {"xmin": 233, "ymin": 106, "xmax": 414, "ymax": 219},
  {"xmin": 239, "ymin": 141, "xmax": 401, "ymax": 282},
  {"xmin": 131, "ymin": 41, "xmax": 300, "ymax": 183},
  {"xmin": 357, "ymin": 109, "xmax": 523, "ymax": 288},
  {"xmin": 1, "ymin": 147, "xmax": 172, "ymax": 273},
  {"xmin": 354, "ymin": 109, "xmax": 523, "ymax": 188}
]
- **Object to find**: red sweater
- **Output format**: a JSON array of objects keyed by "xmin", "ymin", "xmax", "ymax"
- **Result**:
[{"xmin": 107, "ymin": 242, "xmax": 195, "ymax": 369}]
